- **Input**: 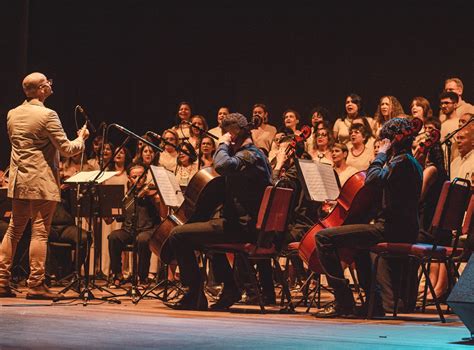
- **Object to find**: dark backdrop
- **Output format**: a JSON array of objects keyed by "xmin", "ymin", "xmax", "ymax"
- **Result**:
[{"xmin": 1, "ymin": 1, "xmax": 473, "ymax": 167}]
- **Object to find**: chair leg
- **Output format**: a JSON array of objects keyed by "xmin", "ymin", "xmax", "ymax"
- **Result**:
[
  {"xmin": 421, "ymin": 260, "xmax": 432, "ymax": 313},
  {"xmin": 421, "ymin": 262, "xmax": 446, "ymax": 323},
  {"xmin": 273, "ymin": 257, "xmax": 294, "ymax": 312},
  {"xmin": 367, "ymin": 254, "xmax": 380, "ymax": 319},
  {"xmin": 240, "ymin": 254, "xmax": 265, "ymax": 313},
  {"xmin": 348, "ymin": 265, "xmax": 365, "ymax": 305},
  {"xmin": 392, "ymin": 258, "xmax": 404, "ymax": 318}
]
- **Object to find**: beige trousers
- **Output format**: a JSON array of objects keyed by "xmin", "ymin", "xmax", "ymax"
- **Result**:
[{"xmin": 0, "ymin": 199, "xmax": 57, "ymax": 288}]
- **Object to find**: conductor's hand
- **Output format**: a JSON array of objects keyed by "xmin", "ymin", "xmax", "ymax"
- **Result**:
[{"xmin": 78, "ymin": 124, "xmax": 90, "ymax": 141}]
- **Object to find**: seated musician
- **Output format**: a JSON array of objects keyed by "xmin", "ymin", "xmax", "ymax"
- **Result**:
[
  {"xmin": 107, "ymin": 163, "xmax": 161, "ymax": 286},
  {"xmin": 314, "ymin": 118, "xmax": 423, "ymax": 318},
  {"xmin": 47, "ymin": 188, "xmax": 88, "ymax": 279},
  {"xmin": 165, "ymin": 112, "xmax": 272, "ymax": 311},
  {"xmin": 272, "ymin": 135, "xmax": 316, "ymax": 286}
]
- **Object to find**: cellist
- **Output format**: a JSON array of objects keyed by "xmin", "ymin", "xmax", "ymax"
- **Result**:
[
  {"xmin": 313, "ymin": 118, "xmax": 423, "ymax": 319},
  {"xmin": 164, "ymin": 113, "xmax": 272, "ymax": 311}
]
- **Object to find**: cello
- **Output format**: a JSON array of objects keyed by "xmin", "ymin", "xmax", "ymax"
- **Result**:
[
  {"xmin": 298, "ymin": 170, "xmax": 380, "ymax": 273},
  {"xmin": 149, "ymin": 166, "xmax": 225, "ymax": 264}
]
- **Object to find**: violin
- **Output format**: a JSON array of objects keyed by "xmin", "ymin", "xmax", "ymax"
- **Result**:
[
  {"xmin": 278, "ymin": 126, "xmax": 312, "ymax": 175},
  {"xmin": 284, "ymin": 125, "xmax": 311, "ymax": 158},
  {"xmin": 413, "ymin": 129, "xmax": 441, "ymax": 164}
]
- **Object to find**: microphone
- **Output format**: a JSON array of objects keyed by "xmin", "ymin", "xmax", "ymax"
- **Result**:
[
  {"xmin": 250, "ymin": 115, "xmax": 263, "ymax": 129},
  {"xmin": 109, "ymin": 124, "xmax": 163, "ymax": 152},
  {"xmin": 145, "ymin": 131, "xmax": 192, "ymax": 157},
  {"xmin": 76, "ymin": 105, "xmax": 96, "ymax": 133},
  {"xmin": 183, "ymin": 120, "xmax": 218, "ymax": 140}
]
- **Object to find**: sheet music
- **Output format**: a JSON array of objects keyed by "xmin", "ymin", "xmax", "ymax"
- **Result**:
[
  {"xmin": 64, "ymin": 170, "xmax": 118, "ymax": 184},
  {"xmin": 296, "ymin": 159, "xmax": 340, "ymax": 201},
  {"xmin": 150, "ymin": 165, "xmax": 184, "ymax": 208}
]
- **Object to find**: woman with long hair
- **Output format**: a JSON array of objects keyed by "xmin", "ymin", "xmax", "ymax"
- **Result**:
[
  {"xmin": 411, "ymin": 96, "xmax": 433, "ymax": 122},
  {"xmin": 175, "ymin": 142, "xmax": 199, "ymax": 189},
  {"xmin": 199, "ymin": 136, "xmax": 216, "ymax": 169},
  {"xmin": 373, "ymin": 96, "xmax": 405, "ymax": 137},
  {"xmin": 188, "ymin": 114, "xmax": 209, "ymax": 152},
  {"xmin": 308, "ymin": 122, "xmax": 334, "ymax": 165}
]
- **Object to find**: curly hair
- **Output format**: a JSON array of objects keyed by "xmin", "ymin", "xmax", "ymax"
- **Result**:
[
  {"xmin": 374, "ymin": 96, "xmax": 405, "ymax": 126},
  {"xmin": 348, "ymin": 123, "xmax": 371, "ymax": 144}
]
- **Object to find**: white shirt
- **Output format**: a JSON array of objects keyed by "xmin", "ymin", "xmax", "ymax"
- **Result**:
[
  {"xmin": 346, "ymin": 146, "xmax": 374, "ymax": 172},
  {"xmin": 336, "ymin": 165, "xmax": 359, "ymax": 186},
  {"xmin": 450, "ymin": 150, "xmax": 474, "ymax": 181}
]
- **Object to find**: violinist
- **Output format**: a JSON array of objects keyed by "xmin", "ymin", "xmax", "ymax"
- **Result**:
[
  {"xmin": 273, "ymin": 135, "xmax": 316, "ymax": 243},
  {"xmin": 164, "ymin": 113, "xmax": 272, "ymax": 311},
  {"xmin": 414, "ymin": 118, "xmax": 450, "ymax": 302},
  {"xmin": 313, "ymin": 118, "xmax": 423, "ymax": 318},
  {"xmin": 107, "ymin": 163, "xmax": 161, "ymax": 286}
]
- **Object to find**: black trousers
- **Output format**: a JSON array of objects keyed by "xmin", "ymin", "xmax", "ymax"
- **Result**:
[
  {"xmin": 108, "ymin": 228, "xmax": 153, "ymax": 281},
  {"xmin": 315, "ymin": 222, "xmax": 385, "ymax": 307},
  {"xmin": 48, "ymin": 225, "xmax": 88, "ymax": 277},
  {"xmin": 167, "ymin": 218, "xmax": 254, "ymax": 293}
]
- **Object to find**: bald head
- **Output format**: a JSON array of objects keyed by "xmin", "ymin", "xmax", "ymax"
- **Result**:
[
  {"xmin": 456, "ymin": 128, "xmax": 473, "ymax": 158},
  {"xmin": 22, "ymin": 72, "xmax": 52, "ymax": 100}
]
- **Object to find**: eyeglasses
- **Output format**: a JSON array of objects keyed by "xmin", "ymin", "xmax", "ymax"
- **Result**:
[{"xmin": 37, "ymin": 79, "xmax": 53, "ymax": 89}]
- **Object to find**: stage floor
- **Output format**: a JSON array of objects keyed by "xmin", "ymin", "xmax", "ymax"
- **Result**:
[{"xmin": 0, "ymin": 281, "xmax": 471, "ymax": 349}]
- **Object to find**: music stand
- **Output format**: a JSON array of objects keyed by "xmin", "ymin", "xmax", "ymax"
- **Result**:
[
  {"xmin": 294, "ymin": 159, "xmax": 340, "ymax": 202},
  {"xmin": 59, "ymin": 171, "xmax": 120, "ymax": 305},
  {"xmin": 133, "ymin": 165, "xmax": 186, "ymax": 304}
]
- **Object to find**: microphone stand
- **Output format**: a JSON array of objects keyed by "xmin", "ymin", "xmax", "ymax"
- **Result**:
[
  {"xmin": 145, "ymin": 131, "xmax": 192, "ymax": 158},
  {"xmin": 440, "ymin": 117, "xmax": 473, "ymax": 179},
  {"xmin": 183, "ymin": 121, "xmax": 218, "ymax": 140}
]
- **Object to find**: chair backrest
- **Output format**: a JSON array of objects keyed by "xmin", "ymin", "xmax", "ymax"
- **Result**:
[
  {"xmin": 431, "ymin": 178, "xmax": 471, "ymax": 233},
  {"xmin": 462, "ymin": 194, "xmax": 474, "ymax": 250},
  {"xmin": 256, "ymin": 186, "xmax": 293, "ymax": 233}
]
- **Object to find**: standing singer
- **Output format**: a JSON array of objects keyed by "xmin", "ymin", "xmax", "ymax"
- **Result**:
[{"xmin": 0, "ymin": 72, "xmax": 89, "ymax": 299}]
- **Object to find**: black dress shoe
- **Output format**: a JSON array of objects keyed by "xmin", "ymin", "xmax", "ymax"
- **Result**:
[
  {"xmin": 0, "ymin": 286, "xmax": 16, "ymax": 298},
  {"xmin": 164, "ymin": 291, "xmax": 208, "ymax": 311},
  {"xmin": 210, "ymin": 289, "xmax": 242, "ymax": 311},
  {"xmin": 313, "ymin": 302, "xmax": 355, "ymax": 318}
]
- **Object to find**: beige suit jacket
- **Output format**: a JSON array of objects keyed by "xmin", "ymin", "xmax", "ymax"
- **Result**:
[{"xmin": 7, "ymin": 99, "xmax": 85, "ymax": 202}]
